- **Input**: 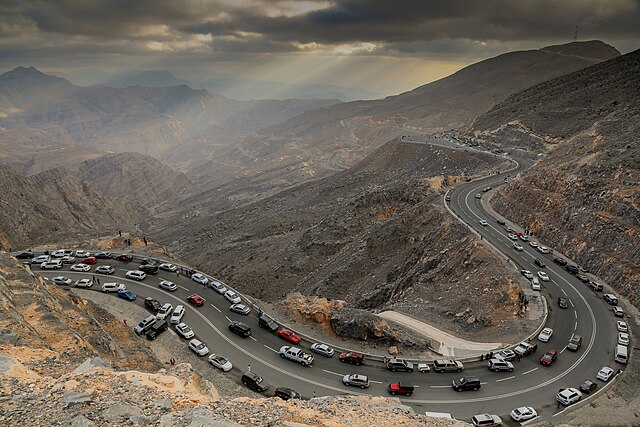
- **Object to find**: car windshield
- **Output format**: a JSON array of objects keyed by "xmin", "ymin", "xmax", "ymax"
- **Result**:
[{"xmin": 255, "ymin": 376, "xmax": 263, "ymax": 384}]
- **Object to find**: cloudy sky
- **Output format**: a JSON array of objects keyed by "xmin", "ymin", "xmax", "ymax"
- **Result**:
[{"xmin": 1, "ymin": 0, "xmax": 638, "ymax": 96}]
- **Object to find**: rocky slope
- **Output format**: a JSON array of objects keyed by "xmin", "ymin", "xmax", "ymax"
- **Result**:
[
  {"xmin": 465, "ymin": 49, "xmax": 639, "ymax": 306},
  {"xmin": 0, "ymin": 166, "xmax": 147, "ymax": 251},
  {"xmin": 73, "ymin": 152, "xmax": 191, "ymax": 210},
  {"xmin": 160, "ymin": 139, "xmax": 530, "ymax": 343},
  {"xmin": 0, "ymin": 252, "xmax": 463, "ymax": 426}
]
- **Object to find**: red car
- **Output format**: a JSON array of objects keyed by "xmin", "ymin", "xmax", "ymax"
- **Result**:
[
  {"xmin": 388, "ymin": 382, "xmax": 414, "ymax": 396},
  {"xmin": 187, "ymin": 294, "xmax": 205, "ymax": 307},
  {"xmin": 540, "ymin": 349, "xmax": 558, "ymax": 366},
  {"xmin": 82, "ymin": 256, "xmax": 97, "ymax": 265},
  {"xmin": 339, "ymin": 351, "xmax": 364, "ymax": 365},
  {"xmin": 116, "ymin": 254, "xmax": 132, "ymax": 263},
  {"xmin": 277, "ymin": 328, "xmax": 301, "ymax": 344}
]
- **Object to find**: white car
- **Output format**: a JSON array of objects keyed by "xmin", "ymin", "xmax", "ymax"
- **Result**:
[
  {"xmin": 74, "ymin": 278, "xmax": 93, "ymax": 288},
  {"xmin": 159, "ymin": 263, "xmax": 177, "ymax": 272},
  {"xmin": 41, "ymin": 260, "xmax": 63, "ymax": 269},
  {"xmin": 191, "ymin": 273, "xmax": 208, "ymax": 285},
  {"xmin": 537, "ymin": 246, "xmax": 550, "ymax": 254},
  {"xmin": 170, "ymin": 305, "xmax": 185, "ymax": 324},
  {"xmin": 101, "ymin": 282, "xmax": 126, "ymax": 293},
  {"xmin": 224, "ymin": 290, "xmax": 241, "ymax": 304},
  {"xmin": 208, "ymin": 354, "xmax": 232, "ymax": 372},
  {"xmin": 556, "ymin": 388, "xmax": 582, "ymax": 406},
  {"xmin": 51, "ymin": 249, "xmax": 67, "ymax": 258},
  {"xmin": 188, "ymin": 339, "xmax": 209, "ymax": 356},
  {"xmin": 531, "ymin": 278, "xmax": 541, "ymax": 290},
  {"xmin": 310, "ymin": 343, "xmax": 335, "ymax": 357},
  {"xmin": 521, "ymin": 270, "xmax": 534, "ymax": 279},
  {"xmin": 519, "ymin": 235, "xmax": 529, "ymax": 242},
  {"xmin": 74, "ymin": 250, "xmax": 91, "ymax": 258},
  {"xmin": 230, "ymin": 303, "xmax": 250, "ymax": 315},
  {"xmin": 51, "ymin": 276, "xmax": 72, "ymax": 286},
  {"xmin": 95, "ymin": 265, "xmax": 115, "ymax": 274},
  {"xmin": 537, "ymin": 271, "xmax": 550, "ymax": 282},
  {"xmin": 60, "ymin": 255, "xmax": 76, "ymax": 264},
  {"xmin": 618, "ymin": 332, "xmax": 630, "ymax": 346},
  {"xmin": 617, "ymin": 321, "xmax": 628, "ymax": 332},
  {"xmin": 538, "ymin": 327, "xmax": 553, "ymax": 342},
  {"xmin": 159, "ymin": 280, "xmax": 177, "ymax": 292},
  {"xmin": 156, "ymin": 303, "xmax": 173, "ymax": 320},
  {"xmin": 31, "ymin": 255, "xmax": 51, "ymax": 264},
  {"xmin": 125, "ymin": 270, "xmax": 146, "ymax": 281},
  {"xmin": 508, "ymin": 233, "xmax": 519, "ymax": 240},
  {"xmin": 513, "ymin": 243, "xmax": 524, "ymax": 251},
  {"xmin": 510, "ymin": 407, "xmax": 537, "ymax": 422},
  {"xmin": 597, "ymin": 366, "xmax": 614, "ymax": 382},
  {"xmin": 175, "ymin": 323, "xmax": 195, "ymax": 339},
  {"xmin": 529, "ymin": 241, "xmax": 539, "ymax": 247},
  {"xmin": 613, "ymin": 306, "xmax": 624, "ymax": 317},
  {"xmin": 479, "ymin": 220, "xmax": 488, "ymax": 226},
  {"xmin": 70, "ymin": 263, "xmax": 91, "ymax": 272},
  {"xmin": 475, "ymin": 194, "xmax": 481, "ymax": 199},
  {"xmin": 210, "ymin": 280, "xmax": 227, "ymax": 294}
]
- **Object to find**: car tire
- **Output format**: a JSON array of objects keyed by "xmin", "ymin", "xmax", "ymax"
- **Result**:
[
  {"xmin": 360, "ymin": 385, "xmax": 366, "ymax": 389},
  {"xmin": 473, "ymin": 386, "xmax": 479, "ymax": 391},
  {"xmin": 391, "ymin": 368, "xmax": 396, "ymax": 372},
  {"xmin": 408, "ymin": 368, "xmax": 413, "ymax": 373},
  {"xmin": 344, "ymin": 382, "xmax": 349, "ymax": 386},
  {"xmin": 457, "ymin": 368, "xmax": 462, "ymax": 372},
  {"xmin": 509, "ymin": 368, "xmax": 513, "ymax": 372},
  {"xmin": 390, "ymin": 391, "xmax": 396, "ymax": 395}
]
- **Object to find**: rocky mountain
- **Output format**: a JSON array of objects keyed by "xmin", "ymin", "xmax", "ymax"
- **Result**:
[
  {"xmin": 0, "ymin": 252, "xmax": 462, "ymax": 426},
  {"xmin": 466, "ymin": 49, "xmax": 639, "ymax": 306},
  {"xmin": 0, "ymin": 166, "xmax": 146, "ymax": 251},
  {"xmin": 73, "ymin": 152, "xmax": 191, "ymax": 210},
  {"xmin": 160, "ymin": 139, "xmax": 531, "ymax": 343},
  {"xmin": 0, "ymin": 67, "xmax": 339, "ymax": 172},
  {"xmin": 197, "ymin": 41, "xmax": 620, "ymax": 204},
  {"xmin": 104, "ymin": 70, "xmax": 187, "ymax": 88}
]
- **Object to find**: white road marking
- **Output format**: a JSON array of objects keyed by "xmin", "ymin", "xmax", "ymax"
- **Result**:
[
  {"xmin": 559, "ymin": 346, "xmax": 567, "ymax": 354},
  {"xmin": 263, "ymin": 345, "xmax": 278, "ymax": 353},
  {"xmin": 480, "ymin": 382, "xmax": 488, "ymax": 385},
  {"xmin": 178, "ymin": 285, "xmax": 190, "ymax": 291},
  {"xmin": 322, "ymin": 369, "xmax": 344, "ymax": 377},
  {"xmin": 522, "ymin": 367, "xmax": 538, "ymax": 375},
  {"xmin": 225, "ymin": 316, "xmax": 231, "ymax": 322},
  {"xmin": 521, "ymin": 416, "xmax": 540, "ymax": 426},
  {"xmin": 430, "ymin": 385, "xmax": 450, "ymax": 388},
  {"xmin": 210, "ymin": 303, "xmax": 221, "ymax": 313},
  {"xmin": 575, "ymin": 321, "xmax": 578, "ymax": 330},
  {"xmin": 369, "ymin": 380, "xmax": 383, "ymax": 384},
  {"xmin": 570, "ymin": 299, "xmax": 575, "ymax": 308},
  {"xmin": 249, "ymin": 336, "xmax": 257, "ymax": 342},
  {"xmin": 495, "ymin": 376, "xmax": 515, "ymax": 382},
  {"xmin": 561, "ymin": 289, "xmax": 567, "ymax": 296}
]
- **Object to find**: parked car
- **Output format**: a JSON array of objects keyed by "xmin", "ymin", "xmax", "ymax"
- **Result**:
[
  {"xmin": 531, "ymin": 278, "xmax": 541, "ymax": 290},
  {"xmin": 597, "ymin": 366, "xmax": 614, "ymax": 382},
  {"xmin": 277, "ymin": 328, "xmax": 301, "ymax": 344},
  {"xmin": 74, "ymin": 250, "xmax": 91, "ymax": 258},
  {"xmin": 188, "ymin": 339, "xmax": 209, "ymax": 356},
  {"xmin": 94, "ymin": 252, "xmax": 112, "ymax": 259},
  {"xmin": 158, "ymin": 263, "xmax": 177, "ymax": 272},
  {"xmin": 228, "ymin": 321, "xmax": 251, "ymax": 337},
  {"xmin": 613, "ymin": 306, "xmax": 624, "ymax": 317},
  {"xmin": 116, "ymin": 254, "xmax": 132, "ymax": 263},
  {"xmin": 510, "ymin": 407, "xmax": 537, "ymax": 422},
  {"xmin": 134, "ymin": 315, "xmax": 157, "ymax": 335},
  {"xmin": 386, "ymin": 358, "xmax": 414, "ymax": 372},
  {"xmin": 186, "ymin": 294, "xmax": 205, "ymax": 307},
  {"xmin": 144, "ymin": 297, "xmax": 161, "ymax": 313},
  {"xmin": 388, "ymin": 382, "xmax": 414, "ymax": 396},
  {"xmin": 537, "ymin": 271, "xmax": 550, "ymax": 282},
  {"xmin": 487, "ymin": 358, "xmax": 513, "ymax": 372},
  {"xmin": 617, "ymin": 321, "xmax": 628, "ymax": 332},
  {"xmin": 339, "ymin": 351, "xmax": 364, "ymax": 366},
  {"xmin": 191, "ymin": 273, "xmax": 208, "ymax": 285},
  {"xmin": 32, "ymin": 255, "xmax": 51, "ymax": 264},
  {"xmin": 514, "ymin": 342, "xmax": 537, "ymax": 357},
  {"xmin": 618, "ymin": 332, "xmax": 630, "ymax": 346},
  {"xmin": 528, "ymin": 241, "xmax": 539, "ymax": 248},
  {"xmin": 156, "ymin": 303, "xmax": 173, "ymax": 320},
  {"xmin": 540, "ymin": 349, "xmax": 558, "ymax": 366},
  {"xmin": 433, "ymin": 359, "xmax": 464, "ymax": 373},
  {"xmin": 241, "ymin": 371, "xmax": 269, "ymax": 393},
  {"xmin": 521, "ymin": 270, "xmax": 534, "ymax": 279},
  {"xmin": 14, "ymin": 251, "xmax": 33, "ymax": 259},
  {"xmin": 74, "ymin": 278, "xmax": 93, "ymax": 288},
  {"xmin": 70, "ymin": 263, "xmax": 91, "ymax": 272},
  {"xmin": 452, "ymin": 376, "xmax": 481, "ymax": 391},
  {"xmin": 274, "ymin": 387, "xmax": 301, "ymax": 400},
  {"xmin": 342, "ymin": 374, "xmax": 370, "ymax": 389},
  {"xmin": 138, "ymin": 264, "xmax": 158, "ymax": 275},
  {"xmin": 159, "ymin": 280, "xmax": 177, "ymax": 291},
  {"xmin": 224, "ymin": 290, "xmax": 241, "ymax": 304},
  {"xmin": 102, "ymin": 282, "xmax": 126, "ymax": 293},
  {"xmin": 310, "ymin": 343, "xmax": 334, "ymax": 357},
  {"xmin": 471, "ymin": 414, "xmax": 502, "ymax": 427},
  {"xmin": 208, "ymin": 354, "xmax": 232, "ymax": 372},
  {"xmin": 513, "ymin": 243, "xmax": 524, "ymax": 251},
  {"xmin": 82, "ymin": 257, "xmax": 97, "ymax": 265},
  {"xmin": 556, "ymin": 388, "xmax": 582, "ymax": 406},
  {"xmin": 258, "ymin": 314, "xmax": 279, "ymax": 333},
  {"xmin": 95, "ymin": 265, "xmax": 115, "ymax": 274},
  {"xmin": 60, "ymin": 255, "xmax": 75, "ymax": 264},
  {"xmin": 537, "ymin": 246, "xmax": 550, "ymax": 254},
  {"xmin": 565, "ymin": 264, "xmax": 579, "ymax": 274},
  {"xmin": 576, "ymin": 273, "xmax": 590, "ymax": 283},
  {"xmin": 117, "ymin": 290, "xmax": 137, "ymax": 301},
  {"xmin": 494, "ymin": 349, "xmax": 516, "ymax": 361},
  {"xmin": 534, "ymin": 259, "xmax": 546, "ymax": 268},
  {"xmin": 553, "ymin": 257, "xmax": 568, "ymax": 266},
  {"xmin": 475, "ymin": 194, "xmax": 481, "ymax": 199},
  {"xmin": 51, "ymin": 276, "xmax": 72, "ymax": 286},
  {"xmin": 125, "ymin": 270, "xmax": 146, "ymax": 281},
  {"xmin": 210, "ymin": 280, "xmax": 227, "ymax": 294},
  {"xmin": 145, "ymin": 320, "xmax": 168, "ymax": 340},
  {"xmin": 580, "ymin": 379, "xmax": 598, "ymax": 394},
  {"xmin": 538, "ymin": 327, "xmax": 553, "ymax": 342},
  {"xmin": 175, "ymin": 323, "xmax": 195, "ymax": 339},
  {"xmin": 604, "ymin": 294, "xmax": 618, "ymax": 305},
  {"xmin": 230, "ymin": 303, "xmax": 250, "ymax": 315},
  {"xmin": 170, "ymin": 305, "xmax": 185, "ymax": 324},
  {"xmin": 40, "ymin": 260, "xmax": 63, "ymax": 270}
]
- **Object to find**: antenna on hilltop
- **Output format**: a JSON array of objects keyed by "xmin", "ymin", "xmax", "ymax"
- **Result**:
[{"xmin": 573, "ymin": 25, "xmax": 578, "ymax": 42}]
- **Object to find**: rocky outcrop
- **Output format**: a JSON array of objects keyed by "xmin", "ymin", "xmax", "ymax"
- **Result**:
[
  {"xmin": 466, "ymin": 49, "xmax": 640, "ymax": 307},
  {"xmin": 0, "ymin": 166, "xmax": 147, "ymax": 251}
]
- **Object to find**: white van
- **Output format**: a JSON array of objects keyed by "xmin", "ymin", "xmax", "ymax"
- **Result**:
[
  {"xmin": 425, "ymin": 412, "xmax": 455, "ymax": 420},
  {"xmin": 41, "ymin": 260, "xmax": 63, "ymax": 269},
  {"xmin": 615, "ymin": 344, "xmax": 628, "ymax": 364},
  {"xmin": 102, "ymin": 283, "xmax": 126, "ymax": 293}
]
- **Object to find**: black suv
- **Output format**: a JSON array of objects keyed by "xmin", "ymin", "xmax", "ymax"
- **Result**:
[
  {"xmin": 558, "ymin": 297, "xmax": 568, "ymax": 309},
  {"xmin": 386, "ymin": 358, "xmax": 414, "ymax": 372},
  {"xmin": 452, "ymin": 377, "xmax": 481, "ymax": 391},
  {"xmin": 274, "ymin": 387, "xmax": 301, "ymax": 400},
  {"xmin": 258, "ymin": 314, "xmax": 279, "ymax": 333},
  {"xmin": 139, "ymin": 264, "xmax": 159, "ymax": 275},
  {"xmin": 566, "ymin": 265, "xmax": 579, "ymax": 274},
  {"xmin": 229, "ymin": 321, "xmax": 252, "ymax": 337},
  {"xmin": 534, "ymin": 259, "xmax": 546, "ymax": 268},
  {"xmin": 145, "ymin": 297, "xmax": 162, "ymax": 313},
  {"xmin": 576, "ymin": 273, "xmax": 590, "ymax": 283},
  {"xmin": 241, "ymin": 371, "xmax": 269, "ymax": 393},
  {"xmin": 553, "ymin": 257, "xmax": 567, "ymax": 266},
  {"xmin": 145, "ymin": 320, "xmax": 168, "ymax": 340}
]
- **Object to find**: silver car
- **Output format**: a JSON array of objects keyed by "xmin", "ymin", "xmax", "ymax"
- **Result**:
[
  {"xmin": 51, "ymin": 276, "xmax": 72, "ymax": 286},
  {"xmin": 230, "ymin": 303, "xmax": 250, "ymax": 315},
  {"xmin": 310, "ymin": 343, "xmax": 335, "ymax": 357},
  {"xmin": 159, "ymin": 280, "xmax": 177, "ymax": 291}
]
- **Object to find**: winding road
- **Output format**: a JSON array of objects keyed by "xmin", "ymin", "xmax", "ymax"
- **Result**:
[{"xmin": 31, "ymin": 136, "xmax": 627, "ymax": 425}]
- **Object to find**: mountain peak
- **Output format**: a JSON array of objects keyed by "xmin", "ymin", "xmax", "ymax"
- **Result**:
[
  {"xmin": 0, "ymin": 66, "xmax": 73, "ymax": 87},
  {"xmin": 540, "ymin": 40, "xmax": 621, "ymax": 62},
  {"xmin": 2, "ymin": 66, "xmax": 45, "ymax": 78}
]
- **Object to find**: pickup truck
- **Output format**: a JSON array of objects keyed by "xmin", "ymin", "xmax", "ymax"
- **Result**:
[
  {"xmin": 514, "ymin": 341, "xmax": 538, "ymax": 357},
  {"xmin": 279, "ymin": 346, "xmax": 314, "ymax": 366}
]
